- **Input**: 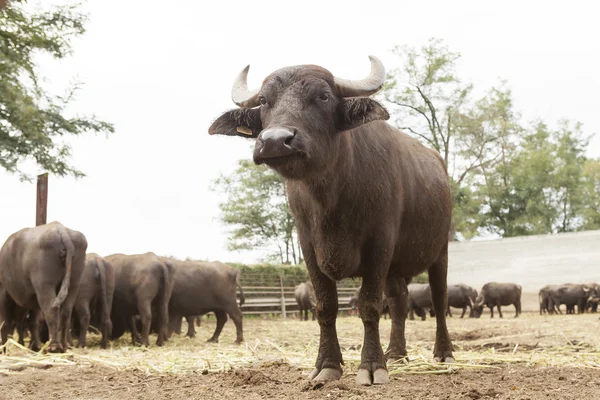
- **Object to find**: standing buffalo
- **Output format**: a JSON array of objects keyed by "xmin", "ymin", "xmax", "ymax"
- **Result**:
[
  {"xmin": 545, "ymin": 283, "xmax": 597, "ymax": 314},
  {"xmin": 105, "ymin": 253, "xmax": 174, "ymax": 346},
  {"xmin": 208, "ymin": 56, "xmax": 454, "ymax": 385},
  {"xmin": 0, "ymin": 222, "xmax": 87, "ymax": 352},
  {"xmin": 70, "ymin": 253, "xmax": 115, "ymax": 348},
  {"xmin": 163, "ymin": 259, "xmax": 244, "ymax": 343},
  {"xmin": 539, "ymin": 284, "xmax": 562, "ymax": 315},
  {"xmin": 472, "ymin": 282, "xmax": 522, "ymax": 318},
  {"xmin": 349, "ymin": 286, "xmax": 389, "ymax": 319},
  {"xmin": 295, "ymin": 281, "xmax": 316, "ymax": 321},
  {"xmin": 446, "ymin": 284, "xmax": 477, "ymax": 318},
  {"xmin": 407, "ymin": 283, "xmax": 434, "ymax": 321}
]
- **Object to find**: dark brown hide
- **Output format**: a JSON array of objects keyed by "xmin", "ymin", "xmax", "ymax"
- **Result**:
[
  {"xmin": 105, "ymin": 253, "xmax": 174, "ymax": 346},
  {"xmin": 446, "ymin": 283, "xmax": 477, "ymax": 318},
  {"xmin": 0, "ymin": 222, "xmax": 87, "ymax": 353},
  {"xmin": 473, "ymin": 282, "xmax": 522, "ymax": 318},
  {"xmin": 209, "ymin": 59, "xmax": 454, "ymax": 385},
  {"xmin": 163, "ymin": 259, "xmax": 244, "ymax": 343},
  {"xmin": 295, "ymin": 281, "xmax": 316, "ymax": 321},
  {"xmin": 71, "ymin": 253, "xmax": 115, "ymax": 348}
]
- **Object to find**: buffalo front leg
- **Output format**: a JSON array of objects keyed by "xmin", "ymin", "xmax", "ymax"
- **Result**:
[
  {"xmin": 304, "ymin": 254, "xmax": 343, "ymax": 382},
  {"xmin": 427, "ymin": 251, "xmax": 455, "ymax": 363},
  {"xmin": 384, "ymin": 275, "xmax": 409, "ymax": 362},
  {"xmin": 497, "ymin": 304, "xmax": 503, "ymax": 318},
  {"xmin": 207, "ymin": 310, "xmax": 228, "ymax": 343},
  {"xmin": 356, "ymin": 271, "xmax": 389, "ymax": 386}
]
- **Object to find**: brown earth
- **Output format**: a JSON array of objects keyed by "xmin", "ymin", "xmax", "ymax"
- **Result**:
[
  {"xmin": 1, "ymin": 361, "xmax": 600, "ymax": 399},
  {"xmin": 1, "ymin": 312, "xmax": 599, "ymax": 399}
]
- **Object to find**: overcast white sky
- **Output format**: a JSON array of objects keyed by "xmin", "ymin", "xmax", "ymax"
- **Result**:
[{"xmin": 1, "ymin": 0, "xmax": 599, "ymax": 263}]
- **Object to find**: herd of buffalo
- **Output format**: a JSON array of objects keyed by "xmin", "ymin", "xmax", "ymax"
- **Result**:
[
  {"xmin": 1, "ymin": 55, "xmax": 598, "ymax": 386},
  {"xmin": 0, "ymin": 222, "xmax": 244, "ymax": 353},
  {"xmin": 343, "ymin": 281, "xmax": 600, "ymax": 320}
]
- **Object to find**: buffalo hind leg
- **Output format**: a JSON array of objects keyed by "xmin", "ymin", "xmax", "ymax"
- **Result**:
[
  {"xmin": 207, "ymin": 310, "xmax": 228, "ymax": 343},
  {"xmin": 226, "ymin": 304, "xmax": 244, "ymax": 343},
  {"xmin": 185, "ymin": 315, "xmax": 196, "ymax": 338},
  {"xmin": 35, "ymin": 286, "xmax": 63, "ymax": 353},
  {"xmin": 74, "ymin": 301, "xmax": 91, "ymax": 348},
  {"xmin": 136, "ymin": 300, "xmax": 152, "ymax": 347},
  {"xmin": 384, "ymin": 275, "xmax": 409, "ymax": 362},
  {"xmin": 427, "ymin": 253, "xmax": 455, "ymax": 364},
  {"xmin": 497, "ymin": 304, "xmax": 503, "ymax": 318}
]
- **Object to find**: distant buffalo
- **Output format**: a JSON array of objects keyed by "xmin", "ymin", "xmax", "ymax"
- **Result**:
[
  {"xmin": 164, "ymin": 259, "xmax": 244, "ymax": 343},
  {"xmin": 545, "ymin": 283, "xmax": 598, "ymax": 314},
  {"xmin": 446, "ymin": 284, "xmax": 477, "ymax": 318},
  {"xmin": 295, "ymin": 281, "xmax": 316, "ymax": 321},
  {"xmin": 472, "ymin": 282, "xmax": 522, "ymax": 318}
]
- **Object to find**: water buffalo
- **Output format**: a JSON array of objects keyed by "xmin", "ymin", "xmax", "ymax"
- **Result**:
[
  {"xmin": 408, "ymin": 283, "xmax": 434, "ymax": 321},
  {"xmin": 70, "ymin": 253, "xmax": 115, "ymax": 348},
  {"xmin": 163, "ymin": 259, "xmax": 244, "ymax": 343},
  {"xmin": 0, "ymin": 222, "xmax": 87, "ymax": 352},
  {"xmin": 295, "ymin": 281, "xmax": 316, "ymax": 321},
  {"xmin": 446, "ymin": 284, "xmax": 477, "ymax": 318},
  {"xmin": 348, "ymin": 286, "xmax": 388, "ymax": 318},
  {"xmin": 546, "ymin": 283, "xmax": 597, "ymax": 314},
  {"xmin": 539, "ymin": 284, "xmax": 562, "ymax": 315},
  {"xmin": 105, "ymin": 253, "xmax": 174, "ymax": 346},
  {"xmin": 208, "ymin": 56, "xmax": 454, "ymax": 385},
  {"xmin": 472, "ymin": 282, "xmax": 522, "ymax": 318}
]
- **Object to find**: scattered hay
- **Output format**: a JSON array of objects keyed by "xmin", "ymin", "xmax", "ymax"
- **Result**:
[{"xmin": 1, "ymin": 314, "xmax": 599, "ymax": 376}]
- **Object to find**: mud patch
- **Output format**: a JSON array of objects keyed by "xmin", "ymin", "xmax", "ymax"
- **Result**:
[{"xmin": 1, "ymin": 363, "xmax": 600, "ymax": 399}]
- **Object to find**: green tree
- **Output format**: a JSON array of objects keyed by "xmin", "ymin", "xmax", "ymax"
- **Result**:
[
  {"xmin": 1, "ymin": 0, "xmax": 113, "ymax": 180},
  {"xmin": 213, "ymin": 159, "xmax": 302, "ymax": 265},
  {"xmin": 478, "ymin": 121, "xmax": 591, "ymax": 236},
  {"xmin": 380, "ymin": 38, "xmax": 520, "ymax": 240},
  {"xmin": 579, "ymin": 158, "xmax": 600, "ymax": 230}
]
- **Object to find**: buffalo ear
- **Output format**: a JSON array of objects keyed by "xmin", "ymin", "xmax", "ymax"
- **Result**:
[
  {"xmin": 208, "ymin": 108, "xmax": 262, "ymax": 138},
  {"xmin": 338, "ymin": 97, "xmax": 390, "ymax": 131}
]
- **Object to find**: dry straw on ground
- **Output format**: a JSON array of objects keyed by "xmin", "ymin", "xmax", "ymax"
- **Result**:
[{"xmin": 1, "ymin": 313, "xmax": 599, "ymax": 376}]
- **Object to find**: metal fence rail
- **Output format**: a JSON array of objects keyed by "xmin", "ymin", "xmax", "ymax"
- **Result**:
[{"xmin": 240, "ymin": 278, "xmax": 359, "ymax": 317}]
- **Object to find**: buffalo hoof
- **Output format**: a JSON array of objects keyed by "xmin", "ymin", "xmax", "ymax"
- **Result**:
[
  {"xmin": 384, "ymin": 348, "xmax": 408, "ymax": 362},
  {"xmin": 206, "ymin": 337, "xmax": 218, "ymax": 343},
  {"xmin": 434, "ymin": 355, "xmax": 455, "ymax": 363},
  {"xmin": 309, "ymin": 367, "xmax": 342, "ymax": 382},
  {"xmin": 355, "ymin": 368, "xmax": 389, "ymax": 386},
  {"xmin": 48, "ymin": 343, "xmax": 64, "ymax": 353}
]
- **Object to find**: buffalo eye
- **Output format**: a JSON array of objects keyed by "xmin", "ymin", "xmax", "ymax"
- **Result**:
[
  {"xmin": 259, "ymin": 95, "xmax": 267, "ymax": 106},
  {"xmin": 319, "ymin": 93, "xmax": 329, "ymax": 102}
]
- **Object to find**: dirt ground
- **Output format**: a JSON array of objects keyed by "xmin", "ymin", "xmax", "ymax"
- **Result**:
[{"xmin": 1, "ymin": 310, "xmax": 599, "ymax": 399}]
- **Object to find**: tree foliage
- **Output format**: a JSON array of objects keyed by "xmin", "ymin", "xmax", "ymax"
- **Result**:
[
  {"xmin": 0, "ymin": 0, "xmax": 113, "ymax": 180},
  {"xmin": 213, "ymin": 159, "xmax": 302, "ymax": 264},
  {"xmin": 381, "ymin": 38, "xmax": 521, "ymax": 239}
]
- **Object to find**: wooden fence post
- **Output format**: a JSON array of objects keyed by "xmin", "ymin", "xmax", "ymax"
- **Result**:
[
  {"xmin": 36, "ymin": 173, "xmax": 48, "ymax": 226},
  {"xmin": 279, "ymin": 273, "xmax": 287, "ymax": 319}
]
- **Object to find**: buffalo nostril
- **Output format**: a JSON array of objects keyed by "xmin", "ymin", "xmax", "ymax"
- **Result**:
[{"xmin": 284, "ymin": 134, "xmax": 294, "ymax": 147}]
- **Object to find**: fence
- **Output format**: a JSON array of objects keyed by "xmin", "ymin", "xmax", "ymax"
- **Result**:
[{"xmin": 238, "ymin": 271, "xmax": 360, "ymax": 317}]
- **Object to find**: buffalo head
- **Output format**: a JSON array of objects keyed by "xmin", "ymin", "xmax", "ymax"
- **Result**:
[{"xmin": 209, "ymin": 57, "xmax": 389, "ymax": 179}]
